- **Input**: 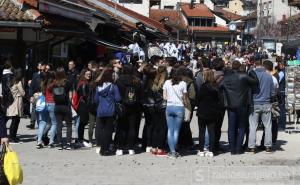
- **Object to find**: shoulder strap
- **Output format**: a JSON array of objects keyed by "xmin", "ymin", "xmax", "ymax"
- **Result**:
[{"xmin": 171, "ymin": 85, "xmax": 183, "ymax": 104}]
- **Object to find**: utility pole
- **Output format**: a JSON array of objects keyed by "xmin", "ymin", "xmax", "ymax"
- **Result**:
[
  {"xmin": 258, "ymin": 0, "xmax": 263, "ymax": 47},
  {"xmin": 287, "ymin": 5, "xmax": 292, "ymax": 42},
  {"xmin": 177, "ymin": 0, "xmax": 181, "ymax": 42}
]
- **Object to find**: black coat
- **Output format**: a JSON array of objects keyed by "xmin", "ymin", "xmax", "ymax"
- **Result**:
[
  {"xmin": 0, "ymin": 110, "xmax": 7, "ymax": 138},
  {"xmin": 197, "ymin": 82, "xmax": 222, "ymax": 120},
  {"xmin": 220, "ymin": 70, "xmax": 258, "ymax": 109},
  {"xmin": 29, "ymin": 72, "xmax": 41, "ymax": 97}
]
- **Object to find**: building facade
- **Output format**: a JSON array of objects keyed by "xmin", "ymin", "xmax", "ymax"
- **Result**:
[
  {"xmin": 117, "ymin": 0, "xmax": 150, "ymax": 17},
  {"xmin": 257, "ymin": 0, "xmax": 299, "ymax": 25},
  {"xmin": 223, "ymin": 0, "xmax": 245, "ymax": 15}
]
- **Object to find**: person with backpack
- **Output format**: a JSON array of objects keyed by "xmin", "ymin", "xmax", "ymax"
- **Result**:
[
  {"xmin": 6, "ymin": 69, "xmax": 25, "ymax": 144},
  {"xmin": 94, "ymin": 68, "xmax": 121, "ymax": 156},
  {"xmin": 35, "ymin": 72, "xmax": 49, "ymax": 149},
  {"xmin": 163, "ymin": 68, "xmax": 188, "ymax": 159},
  {"xmin": 178, "ymin": 66, "xmax": 196, "ymax": 151},
  {"xmin": 88, "ymin": 70, "xmax": 99, "ymax": 150},
  {"xmin": 212, "ymin": 58, "xmax": 226, "ymax": 153},
  {"xmin": 27, "ymin": 62, "xmax": 46, "ymax": 129},
  {"xmin": 151, "ymin": 66, "xmax": 168, "ymax": 156},
  {"xmin": 75, "ymin": 69, "xmax": 93, "ymax": 148},
  {"xmin": 196, "ymin": 70, "xmax": 223, "ymax": 157},
  {"xmin": 51, "ymin": 67, "xmax": 73, "ymax": 150},
  {"xmin": 115, "ymin": 64, "xmax": 142, "ymax": 156}
]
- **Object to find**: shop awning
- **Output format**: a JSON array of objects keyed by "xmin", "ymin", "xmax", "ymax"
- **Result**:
[{"xmin": 0, "ymin": 21, "xmax": 42, "ymax": 28}]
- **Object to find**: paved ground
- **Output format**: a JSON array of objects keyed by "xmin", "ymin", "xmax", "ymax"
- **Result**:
[{"xmin": 5, "ymin": 114, "xmax": 300, "ymax": 185}]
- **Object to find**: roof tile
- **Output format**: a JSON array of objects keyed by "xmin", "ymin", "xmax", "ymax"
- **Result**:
[
  {"xmin": 0, "ymin": 0, "xmax": 41, "ymax": 21},
  {"xmin": 149, "ymin": 9, "xmax": 187, "ymax": 30},
  {"xmin": 214, "ymin": 8, "xmax": 242, "ymax": 21},
  {"xmin": 181, "ymin": 3, "xmax": 214, "ymax": 18}
]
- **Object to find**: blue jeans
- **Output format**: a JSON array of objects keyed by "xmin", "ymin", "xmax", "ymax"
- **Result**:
[
  {"xmin": 46, "ymin": 103, "xmax": 57, "ymax": 144},
  {"xmin": 204, "ymin": 127, "xmax": 209, "ymax": 150},
  {"xmin": 166, "ymin": 106, "xmax": 184, "ymax": 153},
  {"xmin": 227, "ymin": 106, "xmax": 247, "ymax": 152},
  {"xmin": 37, "ymin": 111, "xmax": 49, "ymax": 143},
  {"xmin": 74, "ymin": 116, "xmax": 80, "ymax": 139}
]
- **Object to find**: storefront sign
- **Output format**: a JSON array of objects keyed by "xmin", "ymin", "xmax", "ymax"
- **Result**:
[{"xmin": 288, "ymin": 60, "xmax": 300, "ymax": 66}]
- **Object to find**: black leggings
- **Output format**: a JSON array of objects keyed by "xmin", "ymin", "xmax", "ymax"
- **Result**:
[
  {"xmin": 151, "ymin": 109, "xmax": 167, "ymax": 150},
  {"xmin": 55, "ymin": 105, "xmax": 72, "ymax": 144},
  {"xmin": 78, "ymin": 102, "xmax": 89, "ymax": 142},
  {"xmin": 115, "ymin": 111, "xmax": 138, "ymax": 150},
  {"xmin": 8, "ymin": 116, "xmax": 20, "ymax": 140},
  {"xmin": 198, "ymin": 117, "xmax": 216, "ymax": 152},
  {"xmin": 95, "ymin": 117, "xmax": 114, "ymax": 151}
]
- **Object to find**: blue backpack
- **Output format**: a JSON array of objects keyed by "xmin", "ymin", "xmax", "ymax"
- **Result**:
[{"xmin": 35, "ymin": 95, "xmax": 46, "ymax": 112}]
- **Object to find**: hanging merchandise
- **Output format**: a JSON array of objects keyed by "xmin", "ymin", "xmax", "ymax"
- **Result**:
[{"xmin": 285, "ymin": 61, "xmax": 300, "ymax": 133}]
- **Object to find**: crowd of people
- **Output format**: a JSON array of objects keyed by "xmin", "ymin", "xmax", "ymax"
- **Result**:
[{"xmin": 0, "ymin": 46, "xmax": 288, "ymax": 158}]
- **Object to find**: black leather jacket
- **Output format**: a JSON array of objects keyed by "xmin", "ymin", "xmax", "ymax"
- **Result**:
[{"xmin": 220, "ymin": 70, "xmax": 258, "ymax": 109}]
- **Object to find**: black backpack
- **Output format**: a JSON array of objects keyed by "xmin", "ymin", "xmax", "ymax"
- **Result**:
[
  {"xmin": 123, "ymin": 85, "xmax": 137, "ymax": 105},
  {"xmin": 87, "ymin": 87, "xmax": 97, "ymax": 114},
  {"xmin": 53, "ymin": 86, "xmax": 68, "ymax": 104}
]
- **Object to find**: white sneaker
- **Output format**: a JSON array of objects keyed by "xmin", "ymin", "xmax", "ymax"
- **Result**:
[
  {"xmin": 146, "ymin": 147, "xmax": 152, "ymax": 153},
  {"xmin": 205, "ymin": 152, "xmax": 214, "ymax": 157},
  {"xmin": 116, "ymin": 149, "xmax": 123, "ymax": 156},
  {"xmin": 128, "ymin": 150, "xmax": 135, "ymax": 155},
  {"xmin": 95, "ymin": 147, "xmax": 101, "ymax": 154},
  {"xmin": 83, "ymin": 141, "xmax": 92, "ymax": 148},
  {"xmin": 197, "ymin": 151, "xmax": 205, "ymax": 157}
]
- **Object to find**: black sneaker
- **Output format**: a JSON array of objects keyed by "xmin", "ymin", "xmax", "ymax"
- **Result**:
[
  {"xmin": 36, "ymin": 143, "xmax": 43, "ymax": 149},
  {"xmin": 100, "ymin": 150, "xmax": 113, "ymax": 156},
  {"xmin": 266, "ymin": 147, "xmax": 272, "ymax": 154},
  {"xmin": 57, "ymin": 144, "xmax": 64, "ymax": 150},
  {"xmin": 48, "ymin": 143, "xmax": 55, "ymax": 149},
  {"xmin": 10, "ymin": 138, "xmax": 23, "ymax": 144},
  {"xmin": 26, "ymin": 124, "xmax": 35, "ymax": 129},
  {"xmin": 65, "ymin": 143, "xmax": 72, "ymax": 150},
  {"xmin": 246, "ymin": 148, "xmax": 256, "ymax": 154},
  {"xmin": 258, "ymin": 145, "xmax": 266, "ymax": 151}
]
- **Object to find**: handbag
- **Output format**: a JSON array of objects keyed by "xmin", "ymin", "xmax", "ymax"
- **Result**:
[
  {"xmin": 109, "ymin": 85, "xmax": 125, "ymax": 118},
  {"xmin": 35, "ymin": 94, "xmax": 46, "ymax": 112},
  {"xmin": 0, "ymin": 145, "xmax": 9, "ymax": 185},
  {"xmin": 3, "ymin": 144, "xmax": 23, "ymax": 185},
  {"xmin": 115, "ymin": 102, "xmax": 125, "ymax": 118},
  {"xmin": 171, "ymin": 85, "xmax": 191, "ymax": 122}
]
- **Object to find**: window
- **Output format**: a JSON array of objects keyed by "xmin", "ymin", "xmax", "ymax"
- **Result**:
[
  {"xmin": 201, "ymin": 19, "xmax": 206, "ymax": 26},
  {"xmin": 164, "ymin": 6, "xmax": 174, "ymax": 9},
  {"xmin": 188, "ymin": 18, "xmax": 194, "ymax": 26},
  {"xmin": 207, "ymin": 19, "xmax": 213, "ymax": 27}
]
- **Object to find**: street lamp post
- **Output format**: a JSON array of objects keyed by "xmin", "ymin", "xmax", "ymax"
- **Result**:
[{"xmin": 228, "ymin": 21, "xmax": 237, "ymax": 46}]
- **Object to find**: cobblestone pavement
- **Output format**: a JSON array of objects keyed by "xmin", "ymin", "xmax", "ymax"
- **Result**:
[{"xmin": 6, "ymin": 116, "xmax": 300, "ymax": 185}]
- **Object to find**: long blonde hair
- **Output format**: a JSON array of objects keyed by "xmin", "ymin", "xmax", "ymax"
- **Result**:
[
  {"xmin": 203, "ymin": 69, "xmax": 215, "ymax": 83},
  {"xmin": 152, "ymin": 65, "xmax": 167, "ymax": 91}
]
